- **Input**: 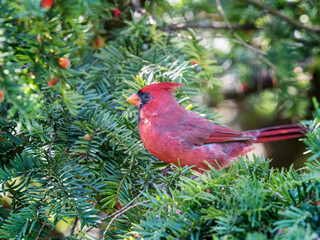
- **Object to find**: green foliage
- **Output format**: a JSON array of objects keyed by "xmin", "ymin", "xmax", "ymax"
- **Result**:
[
  {"xmin": 302, "ymin": 98, "xmax": 320, "ymax": 161},
  {"xmin": 0, "ymin": 0, "xmax": 319, "ymax": 239}
]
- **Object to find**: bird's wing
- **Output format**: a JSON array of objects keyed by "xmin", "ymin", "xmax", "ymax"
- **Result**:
[
  {"xmin": 174, "ymin": 111, "xmax": 255, "ymax": 145},
  {"xmin": 203, "ymin": 124, "xmax": 255, "ymax": 143}
]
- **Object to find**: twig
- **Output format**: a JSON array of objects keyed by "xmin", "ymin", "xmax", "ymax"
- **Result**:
[
  {"xmin": 216, "ymin": 0, "xmax": 259, "ymax": 51},
  {"xmin": 93, "ymin": 195, "xmax": 103, "ymax": 207},
  {"xmin": 79, "ymin": 225, "xmax": 96, "ymax": 240},
  {"xmin": 296, "ymin": 167, "xmax": 306, "ymax": 172},
  {"xmin": 114, "ymin": 175, "xmax": 127, "ymax": 211},
  {"xmin": 167, "ymin": 21, "xmax": 255, "ymax": 30},
  {"xmin": 216, "ymin": 0, "xmax": 236, "ymax": 34},
  {"xmin": 34, "ymin": 183, "xmax": 52, "ymax": 240},
  {"xmin": 35, "ymin": 220, "xmax": 46, "ymax": 240},
  {"xmin": 100, "ymin": 200, "xmax": 150, "ymax": 239},
  {"xmin": 157, "ymin": 26, "xmax": 267, "ymax": 56},
  {"xmin": 70, "ymin": 215, "xmax": 78, "ymax": 236},
  {"xmin": 158, "ymin": 8, "xmax": 268, "ymax": 58},
  {"xmin": 79, "ymin": 191, "xmax": 145, "ymax": 239},
  {"xmin": 202, "ymin": 35, "xmax": 267, "ymax": 55},
  {"xmin": 101, "ymin": 191, "xmax": 144, "ymax": 221},
  {"xmin": 238, "ymin": 0, "xmax": 320, "ymax": 34},
  {"xmin": 296, "ymin": 167, "xmax": 320, "ymax": 172},
  {"xmin": 268, "ymin": 187, "xmax": 287, "ymax": 202}
]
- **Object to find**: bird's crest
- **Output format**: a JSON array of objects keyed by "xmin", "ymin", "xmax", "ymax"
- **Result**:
[{"xmin": 140, "ymin": 82, "xmax": 183, "ymax": 93}]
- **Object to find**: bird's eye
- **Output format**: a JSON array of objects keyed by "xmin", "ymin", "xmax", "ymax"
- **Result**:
[{"xmin": 142, "ymin": 92, "xmax": 151, "ymax": 100}]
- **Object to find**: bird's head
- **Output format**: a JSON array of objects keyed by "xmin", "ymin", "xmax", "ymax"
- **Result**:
[{"xmin": 126, "ymin": 82, "xmax": 183, "ymax": 108}]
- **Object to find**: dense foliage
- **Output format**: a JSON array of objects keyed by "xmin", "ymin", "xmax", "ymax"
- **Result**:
[{"xmin": 0, "ymin": 0, "xmax": 319, "ymax": 239}]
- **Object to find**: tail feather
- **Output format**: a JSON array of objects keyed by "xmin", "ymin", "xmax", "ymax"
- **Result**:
[{"xmin": 245, "ymin": 124, "xmax": 308, "ymax": 143}]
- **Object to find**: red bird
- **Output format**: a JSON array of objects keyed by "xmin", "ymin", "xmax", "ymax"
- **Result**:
[{"xmin": 127, "ymin": 82, "xmax": 307, "ymax": 170}]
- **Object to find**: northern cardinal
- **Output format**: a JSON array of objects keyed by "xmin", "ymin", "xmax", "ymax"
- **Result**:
[{"xmin": 126, "ymin": 82, "xmax": 307, "ymax": 170}]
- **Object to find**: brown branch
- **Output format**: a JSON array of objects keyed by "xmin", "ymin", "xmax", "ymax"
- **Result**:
[
  {"xmin": 100, "ymin": 200, "xmax": 151, "ymax": 239},
  {"xmin": 35, "ymin": 221, "xmax": 46, "ymax": 240},
  {"xmin": 157, "ymin": 26, "xmax": 267, "ymax": 56},
  {"xmin": 167, "ymin": 21, "xmax": 256, "ymax": 30},
  {"xmin": 79, "ymin": 226, "xmax": 96, "ymax": 240},
  {"xmin": 203, "ymin": 35, "xmax": 267, "ymax": 55},
  {"xmin": 79, "ymin": 191, "xmax": 145, "ymax": 239},
  {"xmin": 70, "ymin": 216, "xmax": 78, "ymax": 236},
  {"xmin": 237, "ymin": 0, "xmax": 320, "ymax": 34},
  {"xmin": 101, "ymin": 191, "xmax": 144, "ymax": 222}
]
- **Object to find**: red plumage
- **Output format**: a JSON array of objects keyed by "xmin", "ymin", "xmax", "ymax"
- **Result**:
[{"xmin": 127, "ymin": 82, "xmax": 307, "ymax": 171}]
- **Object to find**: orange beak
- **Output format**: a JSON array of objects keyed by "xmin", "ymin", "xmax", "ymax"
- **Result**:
[{"xmin": 126, "ymin": 93, "xmax": 141, "ymax": 107}]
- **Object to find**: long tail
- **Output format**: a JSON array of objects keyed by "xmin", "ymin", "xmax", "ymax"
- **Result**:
[{"xmin": 245, "ymin": 124, "xmax": 308, "ymax": 143}]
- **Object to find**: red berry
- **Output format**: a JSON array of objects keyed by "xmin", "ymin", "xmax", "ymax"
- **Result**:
[
  {"xmin": 206, "ymin": 189, "xmax": 211, "ymax": 193},
  {"xmin": 116, "ymin": 202, "xmax": 122, "ymax": 209},
  {"xmin": 112, "ymin": 8, "xmax": 122, "ymax": 18},
  {"xmin": 0, "ymin": 90, "xmax": 3, "ymax": 102},
  {"xmin": 84, "ymin": 134, "xmax": 92, "ymax": 140},
  {"xmin": 58, "ymin": 58, "xmax": 71, "ymax": 69},
  {"xmin": 241, "ymin": 83, "xmax": 249, "ymax": 92},
  {"xmin": 41, "ymin": 0, "xmax": 53, "ymax": 8},
  {"xmin": 37, "ymin": 35, "xmax": 41, "ymax": 43},
  {"xmin": 191, "ymin": 61, "xmax": 198, "ymax": 65},
  {"xmin": 93, "ymin": 38, "xmax": 103, "ymax": 48},
  {"xmin": 48, "ymin": 77, "xmax": 58, "ymax": 87}
]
